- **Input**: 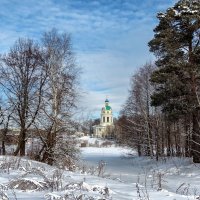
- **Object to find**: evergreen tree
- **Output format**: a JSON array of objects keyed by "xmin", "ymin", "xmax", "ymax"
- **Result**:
[{"xmin": 149, "ymin": 0, "xmax": 200, "ymax": 162}]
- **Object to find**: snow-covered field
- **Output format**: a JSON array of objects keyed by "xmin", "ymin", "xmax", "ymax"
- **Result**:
[
  {"xmin": 81, "ymin": 140, "xmax": 200, "ymax": 200},
  {"xmin": 0, "ymin": 137, "xmax": 200, "ymax": 199},
  {"xmin": 0, "ymin": 154, "xmax": 198, "ymax": 200}
]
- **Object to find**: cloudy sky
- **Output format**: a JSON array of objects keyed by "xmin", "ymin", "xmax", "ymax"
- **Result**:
[{"xmin": 0, "ymin": 0, "xmax": 176, "ymax": 118}]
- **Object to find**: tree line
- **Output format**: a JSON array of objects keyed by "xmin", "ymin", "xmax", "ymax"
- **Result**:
[
  {"xmin": 117, "ymin": 0, "xmax": 200, "ymax": 163},
  {"xmin": 0, "ymin": 29, "xmax": 80, "ymax": 166}
]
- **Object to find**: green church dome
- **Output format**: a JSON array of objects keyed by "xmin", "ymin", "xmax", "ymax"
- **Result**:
[{"xmin": 105, "ymin": 105, "xmax": 111, "ymax": 110}]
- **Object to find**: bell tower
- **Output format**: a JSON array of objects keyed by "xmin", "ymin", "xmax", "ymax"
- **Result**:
[
  {"xmin": 100, "ymin": 99, "xmax": 113, "ymax": 126},
  {"xmin": 93, "ymin": 98, "xmax": 114, "ymax": 138}
]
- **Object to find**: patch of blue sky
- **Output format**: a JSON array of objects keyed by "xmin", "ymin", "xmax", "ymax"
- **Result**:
[
  {"xmin": 85, "ymin": 81, "xmax": 110, "ymax": 93},
  {"xmin": 0, "ymin": 0, "xmax": 178, "ymax": 117}
]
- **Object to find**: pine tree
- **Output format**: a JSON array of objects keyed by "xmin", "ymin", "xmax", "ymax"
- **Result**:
[{"xmin": 149, "ymin": 0, "xmax": 200, "ymax": 162}]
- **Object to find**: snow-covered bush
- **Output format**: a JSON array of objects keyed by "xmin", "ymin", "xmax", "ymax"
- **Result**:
[{"xmin": 0, "ymin": 156, "xmax": 21, "ymax": 174}]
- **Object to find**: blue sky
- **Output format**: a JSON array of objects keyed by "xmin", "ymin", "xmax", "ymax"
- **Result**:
[{"xmin": 0, "ymin": 0, "xmax": 177, "ymax": 118}]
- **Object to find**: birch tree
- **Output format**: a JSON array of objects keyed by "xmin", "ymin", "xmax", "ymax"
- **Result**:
[
  {"xmin": 36, "ymin": 29, "xmax": 80, "ymax": 165},
  {"xmin": 119, "ymin": 63, "xmax": 155, "ymax": 157}
]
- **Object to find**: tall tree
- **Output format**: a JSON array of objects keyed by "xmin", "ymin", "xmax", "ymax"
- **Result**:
[
  {"xmin": 149, "ymin": 0, "xmax": 200, "ymax": 162},
  {"xmin": 36, "ymin": 29, "xmax": 80, "ymax": 165},
  {"xmin": 119, "ymin": 63, "xmax": 155, "ymax": 157},
  {"xmin": 0, "ymin": 39, "xmax": 47, "ymax": 156}
]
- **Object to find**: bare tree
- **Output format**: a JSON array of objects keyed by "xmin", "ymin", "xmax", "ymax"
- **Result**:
[
  {"xmin": 36, "ymin": 29, "xmax": 80, "ymax": 165},
  {"xmin": 0, "ymin": 38, "xmax": 48, "ymax": 156},
  {"xmin": 0, "ymin": 106, "xmax": 13, "ymax": 155},
  {"xmin": 119, "ymin": 63, "xmax": 155, "ymax": 157},
  {"xmin": 119, "ymin": 61, "xmax": 189, "ymax": 159}
]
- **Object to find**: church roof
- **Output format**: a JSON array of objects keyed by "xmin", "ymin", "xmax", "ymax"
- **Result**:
[{"xmin": 105, "ymin": 105, "xmax": 111, "ymax": 110}]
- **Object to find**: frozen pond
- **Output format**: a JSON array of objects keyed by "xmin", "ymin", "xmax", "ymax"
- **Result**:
[
  {"xmin": 81, "ymin": 147, "xmax": 145, "ymax": 183},
  {"xmin": 81, "ymin": 146, "xmax": 200, "ymax": 197}
]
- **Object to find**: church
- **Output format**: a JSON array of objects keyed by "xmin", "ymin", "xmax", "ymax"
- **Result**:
[{"xmin": 93, "ymin": 99, "xmax": 114, "ymax": 138}]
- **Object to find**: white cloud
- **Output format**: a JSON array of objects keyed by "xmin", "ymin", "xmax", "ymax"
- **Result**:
[{"xmin": 0, "ymin": 0, "xmax": 176, "ymax": 119}]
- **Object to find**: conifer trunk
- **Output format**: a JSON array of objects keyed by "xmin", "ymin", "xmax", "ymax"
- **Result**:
[
  {"xmin": 166, "ymin": 123, "xmax": 171, "ymax": 157},
  {"xmin": 192, "ymin": 111, "xmax": 200, "ymax": 163}
]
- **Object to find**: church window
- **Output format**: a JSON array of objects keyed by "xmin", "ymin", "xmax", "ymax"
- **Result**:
[
  {"xmin": 107, "ymin": 117, "xmax": 109, "ymax": 122},
  {"xmin": 103, "ymin": 117, "xmax": 105, "ymax": 122}
]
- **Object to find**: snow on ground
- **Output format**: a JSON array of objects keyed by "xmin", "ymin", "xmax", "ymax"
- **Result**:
[
  {"xmin": 78, "ymin": 135, "xmax": 113, "ymax": 147},
  {"xmin": 0, "ymin": 156, "xmax": 114, "ymax": 200},
  {"xmin": 81, "ymin": 146, "xmax": 137, "ymax": 182},
  {"xmin": 81, "ymin": 143, "xmax": 200, "ymax": 199},
  {"xmin": 0, "ymin": 138, "xmax": 200, "ymax": 199},
  {"xmin": 81, "ymin": 146, "xmax": 131, "ymax": 157}
]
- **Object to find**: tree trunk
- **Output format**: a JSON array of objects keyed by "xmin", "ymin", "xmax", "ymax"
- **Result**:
[
  {"xmin": 155, "ymin": 126, "xmax": 160, "ymax": 161},
  {"xmin": 192, "ymin": 110, "xmax": 200, "ymax": 163},
  {"xmin": 14, "ymin": 128, "xmax": 26, "ymax": 156},
  {"xmin": 175, "ymin": 122, "xmax": 181, "ymax": 157},
  {"xmin": 2, "ymin": 131, "xmax": 6, "ymax": 155},
  {"xmin": 166, "ymin": 123, "xmax": 171, "ymax": 157},
  {"xmin": 161, "ymin": 121, "xmax": 165, "ymax": 156},
  {"xmin": 20, "ymin": 138, "xmax": 26, "ymax": 156},
  {"xmin": 137, "ymin": 132, "xmax": 142, "ymax": 156},
  {"xmin": 184, "ymin": 115, "xmax": 191, "ymax": 157},
  {"xmin": 41, "ymin": 129, "xmax": 56, "ymax": 165}
]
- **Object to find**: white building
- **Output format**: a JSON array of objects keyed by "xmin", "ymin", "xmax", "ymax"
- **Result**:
[{"xmin": 93, "ymin": 99, "xmax": 114, "ymax": 137}]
